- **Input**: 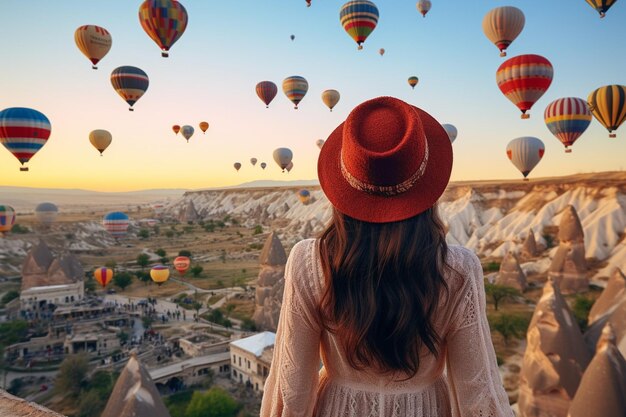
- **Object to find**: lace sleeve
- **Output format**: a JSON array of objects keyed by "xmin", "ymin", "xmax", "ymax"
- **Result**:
[
  {"xmin": 446, "ymin": 250, "xmax": 514, "ymax": 417},
  {"xmin": 260, "ymin": 240, "xmax": 321, "ymax": 417}
]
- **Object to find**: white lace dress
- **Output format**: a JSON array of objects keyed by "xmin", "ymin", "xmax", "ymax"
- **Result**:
[{"xmin": 260, "ymin": 239, "xmax": 514, "ymax": 417}]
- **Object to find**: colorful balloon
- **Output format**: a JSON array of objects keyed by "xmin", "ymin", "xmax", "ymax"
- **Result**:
[
  {"xmin": 298, "ymin": 189, "xmax": 311, "ymax": 204},
  {"xmin": 173, "ymin": 256, "xmax": 191, "ymax": 276},
  {"xmin": 441, "ymin": 124, "xmax": 458, "ymax": 143},
  {"xmin": 506, "ymin": 137, "xmax": 545, "ymax": 180},
  {"xmin": 286, "ymin": 161, "xmax": 294, "ymax": 172},
  {"xmin": 260, "ymin": 162, "xmax": 267, "ymax": 170},
  {"xmin": 172, "ymin": 125, "xmax": 180, "ymax": 135},
  {"xmin": 482, "ymin": 7, "xmax": 525, "ymax": 57},
  {"xmin": 340, "ymin": 1, "xmax": 379, "ymax": 50},
  {"xmin": 379, "ymin": 48, "xmax": 385, "ymax": 56},
  {"xmin": 316, "ymin": 139, "xmax": 325, "ymax": 149},
  {"xmin": 282, "ymin": 76, "xmax": 309, "ymax": 109},
  {"xmin": 234, "ymin": 162, "xmax": 242, "ymax": 171},
  {"xmin": 35, "ymin": 202, "xmax": 58, "ymax": 226},
  {"xmin": 306, "ymin": 0, "xmax": 311, "ymax": 6},
  {"xmin": 417, "ymin": 0, "xmax": 431, "ymax": 17},
  {"xmin": 408, "ymin": 76, "xmax": 419, "ymax": 89},
  {"xmin": 256, "ymin": 81, "xmax": 278, "ymax": 108},
  {"xmin": 587, "ymin": 85, "xmax": 626, "ymax": 138},
  {"xmin": 110, "ymin": 66, "xmax": 149, "ymax": 111},
  {"xmin": 138, "ymin": 0, "xmax": 188, "ymax": 57},
  {"xmin": 103, "ymin": 211, "xmax": 129, "ymax": 239},
  {"xmin": 150, "ymin": 265, "xmax": 170, "ymax": 286},
  {"xmin": 322, "ymin": 90, "xmax": 340, "ymax": 112},
  {"xmin": 496, "ymin": 54, "xmax": 553, "ymax": 119},
  {"xmin": 181, "ymin": 125, "xmax": 194, "ymax": 142},
  {"xmin": 273, "ymin": 148, "xmax": 293, "ymax": 172},
  {"xmin": 199, "ymin": 121, "xmax": 209, "ymax": 133},
  {"xmin": 544, "ymin": 97, "xmax": 592, "ymax": 152},
  {"xmin": 89, "ymin": 129, "xmax": 112, "ymax": 156},
  {"xmin": 0, "ymin": 205, "xmax": 16, "ymax": 234},
  {"xmin": 94, "ymin": 267, "xmax": 114, "ymax": 288},
  {"xmin": 0, "ymin": 107, "xmax": 51, "ymax": 172},
  {"xmin": 74, "ymin": 25, "xmax": 112, "ymax": 69},
  {"xmin": 250, "ymin": 158, "xmax": 258, "ymax": 166},
  {"xmin": 585, "ymin": 0, "xmax": 618, "ymax": 17}
]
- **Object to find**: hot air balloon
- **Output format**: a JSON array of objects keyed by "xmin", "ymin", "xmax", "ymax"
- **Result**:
[
  {"xmin": 322, "ymin": 90, "xmax": 340, "ymax": 112},
  {"xmin": 89, "ymin": 129, "xmax": 112, "ymax": 156},
  {"xmin": 150, "ymin": 265, "xmax": 170, "ymax": 286},
  {"xmin": 94, "ymin": 267, "xmax": 114, "ymax": 288},
  {"xmin": 173, "ymin": 256, "xmax": 191, "ymax": 276},
  {"xmin": 0, "ymin": 205, "xmax": 16, "ymax": 235},
  {"xmin": 290, "ymin": 34, "xmax": 295, "ymax": 41},
  {"xmin": 482, "ymin": 7, "xmax": 525, "ymax": 57},
  {"xmin": 110, "ymin": 66, "xmax": 149, "ymax": 111},
  {"xmin": 340, "ymin": 1, "xmax": 379, "ymax": 50},
  {"xmin": 234, "ymin": 162, "xmax": 242, "ymax": 171},
  {"xmin": 273, "ymin": 148, "xmax": 293, "ymax": 172},
  {"xmin": 306, "ymin": 0, "xmax": 311, "ymax": 6},
  {"xmin": 250, "ymin": 158, "xmax": 258, "ymax": 166},
  {"xmin": 587, "ymin": 85, "xmax": 626, "ymax": 138},
  {"xmin": 585, "ymin": 0, "xmax": 618, "ymax": 17},
  {"xmin": 0, "ymin": 107, "xmax": 51, "ymax": 172},
  {"xmin": 506, "ymin": 137, "xmax": 545, "ymax": 180},
  {"xmin": 544, "ymin": 97, "xmax": 592, "ymax": 152},
  {"xmin": 298, "ymin": 189, "xmax": 311, "ymax": 204},
  {"xmin": 172, "ymin": 125, "xmax": 181, "ymax": 135},
  {"xmin": 181, "ymin": 125, "xmax": 194, "ymax": 142},
  {"xmin": 408, "ymin": 76, "xmax": 419, "ymax": 89},
  {"xmin": 103, "ymin": 211, "xmax": 129, "ymax": 240},
  {"xmin": 282, "ymin": 76, "xmax": 309, "ymax": 109},
  {"xmin": 286, "ymin": 161, "xmax": 294, "ymax": 172},
  {"xmin": 496, "ymin": 54, "xmax": 553, "ymax": 119},
  {"xmin": 260, "ymin": 162, "xmax": 267, "ymax": 170},
  {"xmin": 35, "ymin": 202, "xmax": 59, "ymax": 226},
  {"xmin": 199, "ymin": 121, "xmax": 209, "ymax": 133},
  {"xmin": 417, "ymin": 0, "xmax": 431, "ymax": 17},
  {"xmin": 74, "ymin": 25, "xmax": 112, "ymax": 69},
  {"xmin": 138, "ymin": 0, "xmax": 188, "ymax": 57},
  {"xmin": 256, "ymin": 81, "xmax": 278, "ymax": 108},
  {"xmin": 316, "ymin": 139, "xmax": 325, "ymax": 149},
  {"xmin": 379, "ymin": 48, "xmax": 385, "ymax": 56},
  {"xmin": 441, "ymin": 124, "xmax": 458, "ymax": 143}
]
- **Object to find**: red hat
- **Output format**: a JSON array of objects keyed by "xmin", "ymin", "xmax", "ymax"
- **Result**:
[{"xmin": 318, "ymin": 96, "xmax": 453, "ymax": 223}]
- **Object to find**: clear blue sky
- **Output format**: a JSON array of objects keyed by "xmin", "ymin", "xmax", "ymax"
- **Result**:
[{"xmin": 0, "ymin": 0, "xmax": 624, "ymax": 191}]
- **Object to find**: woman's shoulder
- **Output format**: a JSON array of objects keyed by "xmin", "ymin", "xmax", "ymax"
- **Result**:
[
  {"xmin": 444, "ymin": 245, "xmax": 483, "ymax": 291},
  {"xmin": 285, "ymin": 238, "xmax": 324, "ymax": 298}
]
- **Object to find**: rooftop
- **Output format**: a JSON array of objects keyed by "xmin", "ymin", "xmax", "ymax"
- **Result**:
[
  {"xmin": 148, "ymin": 352, "xmax": 230, "ymax": 381},
  {"xmin": 230, "ymin": 331, "xmax": 276, "ymax": 357}
]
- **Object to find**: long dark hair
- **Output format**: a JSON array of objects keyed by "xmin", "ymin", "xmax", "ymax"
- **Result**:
[{"xmin": 318, "ymin": 206, "xmax": 449, "ymax": 378}]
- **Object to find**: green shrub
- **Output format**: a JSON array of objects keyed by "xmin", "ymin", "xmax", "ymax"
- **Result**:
[
  {"xmin": 489, "ymin": 313, "xmax": 530, "ymax": 345},
  {"xmin": 572, "ymin": 295, "xmax": 595, "ymax": 331}
]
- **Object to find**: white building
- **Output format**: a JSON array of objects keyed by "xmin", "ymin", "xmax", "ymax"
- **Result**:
[{"xmin": 229, "ymin": 331, "xmax": 275, "ymax": 392}]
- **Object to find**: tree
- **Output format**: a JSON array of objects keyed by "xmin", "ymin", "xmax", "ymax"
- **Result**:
[
  {"xmin": 155, "ymin": 248, "xmax": 167, "ymax": 257},
  {"xmin": 113, "ymin": 272, "xmax": 133, "ymax": 291},
  {"xmin": 137, "ymin": 253, "xmax": 150, "ymax": 270},
  {"xmin": 490, "ymin": 313, "xmax": 530, "ymax": 346},
  {"xmin": 191, "ymin": 301, "xmax": 202, "ymax": 317},
  {"xmin": 178, "ymin": 249, "xmax": 192, "ymax": 258},
  {"xmin": 190, "ymin": 265, "xmax": 203, "ymax": 278},
  {"xmin": 186, "ymin": 387, "xmax": 240, "ymax": 417},
  {"xmin": 572, "ymin": 295, "xmax": 595, "ymax": 331},
  {"xmin": 138, "ymin": 228, "xmax": 150, "ymax": 239},
  {"xmin": 0, "ymin": 290, "xmax": 19, "ymax": 307},
  {"xmin": 78, "ymin": 390, "xmax": 107, "ymax": 417},
  {"xmin": 484, "ymin": 282, "xmax": 520, "ymax": 311},
  {"xmin": 136, "ymin": 271, "xmax": 151, "ymax": 285},
  {"xmin": 55, "ymin": 354, "xmax": 89, "ymax": 397},
  {"xmin": 241, "ymin": 318, "xmax": 257, "ymax": 332},
  {"xmin": 253, "ymin": 225, "xmax": 263, "ymax": 235}
]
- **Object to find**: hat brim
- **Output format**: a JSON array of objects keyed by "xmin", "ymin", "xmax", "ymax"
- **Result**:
[{"xmin": 318, "ymin": 106, "xmax": 453, "ymax": 223}]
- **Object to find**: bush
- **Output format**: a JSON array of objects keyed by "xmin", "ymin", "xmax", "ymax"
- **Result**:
[
  {"xmin": 1, "ymin": 290, "xmax": 19, "ymax": 306},
  {"xmin": 248, "ymin": 243, "xmax": 263, "ymax": 250},
  {"xmin": 54, "ymin": 354, "xmax": 89, "ymax": 397},
  {"xmin": 542, "ymin": 233, "xmax": 555, "ymax": 248},
  {"xmin": 253, "ymin": 225, "xmax": 263, "ymax": 235},
  {"xmin": 138, "ymin": 228, "xmax": 150, "ymax": 239},
  {"xmin": 572, "ymin": 295, "xmax": 595, "ymax": 331},
  {"xmin": 186, "ymin": 387, "xmax": 240, "ymax": 417},
  {"xmin": 155, "ymin": 248, "xmax": 167, "ymax": 257},
  {"xmin": 484, "ymin": 282, "xmax": 520, "ymax": 311},
  {"xmin": 137, "ymin": 253, "xmax": 150, "ymax": 270},
  {"xmin": 484, "ymin": 261, "xmax": 501, "ymax": 272},
  {"xmin": 178, "ymin": 250, "xmax": 192, "ymax": 258},
  {"xmin": 183, "ymin": 226, "xmax": 194, "ymax": 233},
  {"xmin": 190, "ymin": 265, "xmax": 203, "ymax": 277},
  {"xmin": 113, "ymin": 272, "xmax": 133, "ymax": 291},
  {"xmin": 11, "ymin": 224, "xmax": 29, "ymax": 234},
  {"xmin": 241, "ymin": 318, "xmax": 257, "ymax": 332},
  {"xmin": 166, "ymin": 230, "xmax": 175, "ymax": 238},
  {"xmin": 489, "ymin": 313, "xmax": 530, "ymax": 345}
]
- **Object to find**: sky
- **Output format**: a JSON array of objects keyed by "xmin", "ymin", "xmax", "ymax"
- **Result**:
[{"xmin": 0, "ymin": 0, "xmax": 624, "ymax": 192}]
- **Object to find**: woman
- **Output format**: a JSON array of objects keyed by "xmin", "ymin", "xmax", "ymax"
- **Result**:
[{"xmin": 260, "ymin": 97, "xmax": 513, "ymax": 417}]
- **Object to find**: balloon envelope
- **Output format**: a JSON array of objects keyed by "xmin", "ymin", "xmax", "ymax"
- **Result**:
[
  {"xmin": 506, "ymin": 137, "xmax": 545, "ymax": 179},
  {"xmin": 250, "ymin": 158, "xmax": 258, "ymax": 166},
  {"xmin": 544, "ymin": 97, "xmax": 591, "ymax": 151},
  {"xmin": 138, "ymin": 0, "xmax": 188, "ymax": 57},
  {"xmin": 110, "ymin": 66, "xmax": 149, "ymax": 111},
  {"xmin": 234, "ymin": 162, "xmax": 242, "ymax": 171},
  {"xmin": 150, "ymin": 265, "xmax": 170, "ymax": 285},
  {"xmin": 94, "ymin": 267, "xmax": 114, "ymax": 288},
  {"xmin": 256, "ymin": 81, "xmax": 278, "ymax": 108},
  {"xmin": 0, "ymin": 107, "xmax": 51, "ymax": 171},
  {"xmin": 316, "ymin": 139, "xmax": 325, "ymax": 149},
  {"xmin": 74, "ymin": 25, "xmax": 112, "ymax": 69},
  {"xmin": 587, "ymin": 85, "xmax": 626, "ymax": 138},
  {"xmin": 103, "ymin": 211, "xmax": 129, "ymax": 239},
  {"xmin": 172, "ymin": 125, "xmax": 180, "ymax": 135},
  {"xmin": 321, "ymin": 90, "xmax": 340, "ymax": 111},
  {"xmin": 286, "ymin": 161, "xmax": 294, "ymax": 172},
  {"xmin": 35, "ymin": 202, "xmax": 59, "ymax": 226},
  {"xmin": 273, "ymin": 148, "xmax": 293, "ymax": 171},
  {"xmin": 0, "ymin": 205, "xmax": 16, "ymax": 234},
  {"xmin": 298, "ymin": 189, "xmax": 311, "ymax": 204},
  {"xmin": 585, "ymin": 0, "xmax": 618, "ymax": 17},
  {"xmin": 482, "ymin": 6, "xmax": 525, "ymax": 57},
  {"xmin": 199, "ymin": 121, "xmax": 209, "ymax": 133},
  {"xmin": 441, "ymin": 124, "xmax": 458, "ymax": 143},
  {"xmin": 417, "ymin": 0, "xmax": 431, "ymax": 17},
  {"xmin": 282, "ymin": 76, "xmax": 309, "ymax": 109},
  {"xmin": 340, "ymin": 1, "xmax": 379, "ymax": 50},
  {"xmin": 89, "ymin": 129, "xmax": 112, "ymax": 155},
  {"xmin": 379, "ymin": 48, "xmax": 385, "ymax": 56},
  {"xmin": 173, "ymin": 256, "xmax": 191, "ymax": 276},
  {"xmin": 408, "ymin": 76, "xmax": 419, "ymax": 89},
  {"xmin": 260, "ymin": 162, "xmax": 267, "ymax": 170},
  {"xmin": 181, "ymin": 125, "xmax": 194, "ymax": 142}
]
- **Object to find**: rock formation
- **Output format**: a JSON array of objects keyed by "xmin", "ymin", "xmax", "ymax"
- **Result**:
[
  {"xmin": 520, "ymin": 229, "xmax": 538, "ymax": 259},
  {"xmin": 101, "ymin": 353, "xmax": 171, "ymax": 417},
  {"xmin": 588, "ymin": 268, "xmax": 626, "ymax": 324},
  {"xmin": 548, "ymin": 205, "xmax": 588, "ymax": 294},
  {"xmin": 496, "ymin": 251, "xmax": 527, "ymax": 291},
  {"xmin": 568, "ymin": 324, "xmax": 626, "ymax": 417},
  {"xmin": 253, "ymin": 232, "xmax": 287, "ymax": 331},
  {"xmin": 584, "ymin": 293, "xmax": 626, "ymax": 359},
  {"xmin": 518, "ymin": 278, "xmax": 591, "ymax": 417},
  {"xmin": 179, "ymin": 200, "xmax": 199, "ymax": 223},
  {"xmin": 21, "ymin": 241, "xmax": 83, "ymax": 291},
  {"xmin": 0, "ymin": 389, "xmax": 65, "ymax": 416}
]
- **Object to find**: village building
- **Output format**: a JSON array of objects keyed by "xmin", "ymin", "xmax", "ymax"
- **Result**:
[
  {"xmin": 178, "ymin": 333, "xmax": 230, "ymax": 357},
  {"xmin": 229, "ymin": 331, "xmax": 275, "ymax": 392}
]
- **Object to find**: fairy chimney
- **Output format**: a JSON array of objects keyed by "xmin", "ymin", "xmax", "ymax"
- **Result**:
[
  {"xmin": 253, "ymin": 231, "xmax": 287, "ymax": 331},
  {"xmin": 588, "ymin": 268, "xmax": 626, "ymax": 325},
  {"xmin": 518, "ymin": 278, "xmax": 591, "ymax": 417},
  {"xmin": 584, "ymin": 293, "xmax": 626, "ymax": 359},
  {"xmin": 568, "ymin": 324, "xmax": 626, "ymax": 417},
  {"xmin": 496, "ymin": 251, "xmax": 527, "ymax": 291},
  {"xmin": 179, "ymin": 200, "xmax": 199, "ymax": 223},
  {"xmin": 548, "ymin": 206, "xmax": 588, "ymax": 294},
  {"xmin": 520, "ymin": 229, "xmax": 538, "ymax": 259}
]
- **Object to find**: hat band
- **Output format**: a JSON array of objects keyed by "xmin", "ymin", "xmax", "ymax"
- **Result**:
[{"xmin": 340, "ymin": 142, "xmax": 429, "ymax": 197}]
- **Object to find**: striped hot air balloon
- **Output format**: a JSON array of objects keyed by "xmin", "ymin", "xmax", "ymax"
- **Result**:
[
  {"xmin": 298, "ymin": 189, "xmax": 311, "ymax": 204},
  {"xmin": 89, "ymin": 129, "xmax": 112, "ymax": 156},
  {"xmin": 496, "ymin": 54, "xmax": 553, "ymax": 119},
  {"xmin": 110, "ymin": 66, "xmax": 149, "ymax": 111},
  {"xmin": 181, "ymin": 125, "xmax": 194, "ymax": 142},
  {"xmin": 482, "ymin": 7, "xmax": 525, "ymax": 57},
  {"xmin": 282, "ymin": 76, "xmax": 309, "ymax": 109},
  {"xmin": 35, "ymin": 202, "xmax": 59, "ymax": 226},
  {"xmin": 544, "ymin": 97, "xmax": 592, "ymax": 152},
  {"xmin": 587, "ymin": 85, "xmax": 626, "ymax": 138},
  {"xmin": 408, "ymin": 76, "xmax": 419, "ymax": 89},
  {"xmin": 94, "ymin": 267, "xmax": 114, "ymax": 288},
  {"xmin": 585, "ymin": 0, "xmax": 618, "ymax": 17},
  {"xmin": 256, "ymin": 81, "xmax": 278, "ymax": 108},
  {"xmin": 150, "ymin": 265, "xmax": 170, "ymax": 286},
  {"xmin": 74, "ymin": 25, "xmax": 112, "ymax": 69},
  {"xmin": 417, "ymin": 0, "xmax": 431, "ymax": 17},
  {"xmin": 321, "ymin": 90, "xmax": 340, "ymax": 112},
  {"xmin": 0, "ymin": 107, "xmax": 51, "ymax": 171},
  {"xmin": 138, "ymin": 0, "xmax": 188, "ymax": 57},
  {"xmin": 173, "ymin": 256, "xmax": 191, "ymax": 276},
  {"xmin": 506, "ymin": 137, "xmax": 545, "ymax": 180},
  {"xmin": 0, "ymin": 205, "xmax": 16, "ymax": 234},
  {"xmin": 340, "ymin": 1, "xmax": 379, "ymax": 50},
  {"xmin": 103, "ymin": 211, "xmax": 129, "ymax": 239}
]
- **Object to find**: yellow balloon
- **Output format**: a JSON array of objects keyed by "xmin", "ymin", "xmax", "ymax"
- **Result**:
[
  {"xmin": 150, "ymin": 265, "xmax": 170, "ymax": 286},
  {"xmin": 89, "ymin": 130, "xmax": 112, "ymax": 156},
  {"xmin": 321, "ymin": 89, "xmax": 340, "ymax": 112},
  {"xmin": 74, "ymin": 25, "xmax": 112, "ymax": 70}
]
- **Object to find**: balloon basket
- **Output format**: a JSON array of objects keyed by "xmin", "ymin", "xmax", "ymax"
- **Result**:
[
  {"xmin": 565, "ymin": 149, "xmax": 572, "ymax": 153},
  {"xmin": 521, "ymin": 113, "xmax": 530, "ymax": 119},
  {"xmin": 266, "ymin": 105, "xmax": 269, "ymax": 109},
  {"xmin": 162, "ymin": 52, "xmax": 169, "ymax": 58},
  {"xmin": 92, "ymin": 65, "xmax": 98, "ymax": 70},
  {"xmin": 610, "ymin": 133, "xmax": 616, "ymax": 138},
  {"xmin": 20, "ymin": 167, "xmax": 29, "ymax": 172},
  {"xmin": 500, "ymin": 51, "xmax": 506, "ymax": 57},
  {"xmin": 294, "ymin": 106, "xmax": 298, "ymax": 110},
  {"xmin": 129, "ymin": 108, "xmax": 134, "ymax": 112},
  {"xmin": 358, "ymin": 45, "xmax": 363, "ymax": 50},
  {"xmin": 600, "ymin": 12, "xmax": 605, "ymax": 18},
  {"xmin": 523, "ymin": 178, "xmax": 529, "ymax": 182}
]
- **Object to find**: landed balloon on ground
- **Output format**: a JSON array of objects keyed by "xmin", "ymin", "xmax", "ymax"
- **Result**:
[
  {"xmin": 298, "ymin": 189, "xmax": 311, "ymax": 204},
  {"xmin": 441, "ymin": 124, "xmax": 458, "ymax": 143},
  {"xmin": 0, "ymin": 107, "xmax": 51, "ymax": 172},
  {"xmin": 234, "ymin": 162, "xmax": 242, "ymax": 171},
  {"xmin": 110, "ymin": 66, "xmax": 149, "ymax": 111},
  {"xmin": 173, "ymin": 256, "xmax": 191, "ymax": 276},
  {"xmin": 587, "ymin": 85, "xmax": 626, "ymax": 138},
  {"xmin": 256, "ymin": 81, "xmax": 278, "ymax": 108},
  {"xmin": 340, "ymin": 1, "xmax": 379, "ymax": 50},
  {"xmin": 181, "ymin": 125, "xmax": 194, "ymax": 142},
  {"xmin": 35, "ymin": 202, "xmax": 59, "ymax": 226},
  {"xmin": 260, "ymin": 162, "xmax": 267, "ymax": 170},
  {"xmin": 94, "ymin": 267, "xmax": 114, "ymax": 288},
  {"xmin": 544, "ymin": 97, "xmax": 591, "ymax": 152},
  {"xmin": 408, "ymin": 76, "xmax": 419, "ymax": 89},
  {"xmin": 0, "ymin": 205, "xmax": 16, "ymax": 235},
  {"xmin": 172, "ymin": 125, "xmax": 180, "ymax": 135},
  {"xmin": 150, "ymin": 265, "xmax": 170, "ymax": 286},
  {"xmin": 585, "ymin": 0, "xmax": 618, "ymax": 17},
  {"xmin": 74, "ymin": 25, "xmax": 112, "ymax": 69},
  {"xmin": 322, "ymin": 89, "xmax": 340, "ymax": 112},
  {"xmin": 138, "ymin": 0, "xmax": 188, "ymax": 57},
  {"xmin": 316, "ymin": 139, "xmax": 325, "ymax": 149},
  {"xmin": 417, "ymin": 0, "xmax": 431, "ymax": 17},
  {"xmin": 89, "ymin": 129, "xmax": 112, "ymax": 156},
  {"xmin": 103, "ymin": 211, "xmax": 129, "ymax": 239},
  {"xmin": 282, "ymin": 76, "xmax": 308, "ymax": 109},
  {"xmin": 482, "ymin": 6, "xmax": 525, "ymax": 57},
  {"xmin": 199, "ymin": 121, "xmax": 209, "ymax": 133},
  {"xmin": 496, "ymin": 54, "xmax": 553, "ymax": 119},
  {"xmin": 273, "ymin": 148, "xmax": 293, "ymax": 172},
  {"xmin": 250, "ymin": 158, "xmax": 258, "ymax": 166},
  {"xmin": 506, "ymin": 137, "xmax": 545, "ymax": 180}
]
